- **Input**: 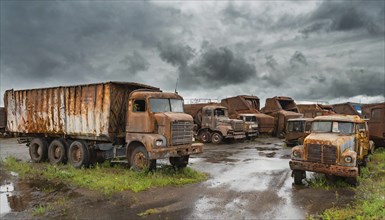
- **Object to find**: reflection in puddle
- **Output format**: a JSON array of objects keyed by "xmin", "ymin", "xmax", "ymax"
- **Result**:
[
  {"xmin": 0, "ymin": 180, "xmax": 29, "ymax": 217},
  {"xmin": 1, "ymin": 182, "xmax": 15, "ymax": 216}
]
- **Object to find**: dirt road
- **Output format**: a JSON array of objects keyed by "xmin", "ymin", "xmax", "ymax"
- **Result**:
[{"xmin": 0, "ymin": 138, "xmax": 354, "ymax": 219}]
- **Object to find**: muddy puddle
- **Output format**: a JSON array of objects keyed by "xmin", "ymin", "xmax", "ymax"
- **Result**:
[{"xmin": 0, "ymin": 171, "xmax": 30, "ymax": 218}]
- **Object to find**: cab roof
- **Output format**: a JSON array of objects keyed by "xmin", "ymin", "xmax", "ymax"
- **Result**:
[{"xmin": 313, "ymin": 114, "xmax": 363, "ymax": 123}]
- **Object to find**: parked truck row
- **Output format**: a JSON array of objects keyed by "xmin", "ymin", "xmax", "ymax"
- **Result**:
[{"xmin": 1, "ymin": 82, "xmax": 384, "ymax": 172}]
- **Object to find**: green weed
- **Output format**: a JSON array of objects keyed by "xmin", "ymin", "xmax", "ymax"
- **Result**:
[
  {"xmin": 32, "ymin": 204, "xmax": 50, "ymax": 216},
  {"xmin": 3, "ymin": 157, "xmax": 208, "ymax": 195}
]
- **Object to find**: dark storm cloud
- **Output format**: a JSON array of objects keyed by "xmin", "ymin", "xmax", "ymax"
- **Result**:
[
  {"xmin": 157, "ymin": 43, "xmax": 195, "ymax": 67},
  {"xmin": 189, "ymin": 47, "xmax": 256, "ymax": 87},
  {"xmin": 157, "ymin": 43, "xmax": 256, "ymax": 88},
  {"xmin": 120, "ymin": 51, "xmax": 150, "ymax": 74},
  {"xmin": 1, "ymin": 1, "xmax": 186, "ymax": 85},
  {"xmin": 295, "ymin": 68, "xmax": 384, "ymax": 100},
  {"xmin": 301, "ymin": 0, "xmax": 385, "ymax": 36}
]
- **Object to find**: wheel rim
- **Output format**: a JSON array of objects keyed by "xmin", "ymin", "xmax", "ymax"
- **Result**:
[
  {"xmin": 213, "ymin": 134, "xmax": 220, "ymax": 142},
  {"xmin": 71, "ymin": 146, "xmax": 81, "ymax": 163},
  {"xmin": 133, "ymin": 152, "xmax": 147, "ymax": 169},
  {"xmin": 201, "ymin": 133, "xmax": 209, "ymax": 142},
  {"xmin": 53, "ymin": 145, "xmax": 62, "ymax": 159}
]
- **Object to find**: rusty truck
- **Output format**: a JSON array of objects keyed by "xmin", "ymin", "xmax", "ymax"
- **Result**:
[
  {"xmin": 289, "ymin": 115, "xmax": 374, "ymax": 185},
  {"xmin": 4, "ymin": 82, "xmax": 203, "ymax": 170},
  {"xmin": 285, "ymin": 118, "xmax": 313, "ymax": 147},
  {"xmin": 261, "ymin": 96, "xmax": 303, "ymax": 138},
  {"xmin": 221, "ymin": 95, "xmax": 275, "ymax": 135},
  {"xmin": 362, "ymin": 102, "xmax": 385, "ymax": 147},
  {"xmin": 297, "ymin": 104, "xmax": 335, "ymax": 118},
  {"xmin": 184, "ymin": 103, "xmax": 246, "ymax": 144},
  {"xmin": 333, "ymin": 102, "xmax": 362, "ymax": 116}
]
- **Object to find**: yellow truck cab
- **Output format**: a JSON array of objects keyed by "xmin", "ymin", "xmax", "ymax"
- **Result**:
[{"xmin": 289, "ymin": 115, "xmax": 375, "ymax": 185}]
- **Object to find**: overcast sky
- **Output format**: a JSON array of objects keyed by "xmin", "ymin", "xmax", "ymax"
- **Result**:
[{"xmin": 1, "ymin": 0, "xmax": 384, "ymax": 106}]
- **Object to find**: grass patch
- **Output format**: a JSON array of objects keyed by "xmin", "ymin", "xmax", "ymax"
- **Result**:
[
  {"xmin": 32, "ymin": 204, "xmax": 50, "ymax": 216},
  {"xmin": 3, "ymin": 157, "xmax": 208, "ymax": 195},
  {"xmin": 310, "ymin": 148, "xmax": 385, "ymax": 219}
]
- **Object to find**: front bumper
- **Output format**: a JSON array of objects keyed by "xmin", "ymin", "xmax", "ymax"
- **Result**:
[
  {"xmin": 226, "ymin": 131, "xmax": 246, "ymax": 139},
  {"xmin": 289, "ymin": 160, "xmax": 358, "ymax": 177},
  {"xmin": 148, "ymin": 143, "xmax": 204, "ymax": 159}
]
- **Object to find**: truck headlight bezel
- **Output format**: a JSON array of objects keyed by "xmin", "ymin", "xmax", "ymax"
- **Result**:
[
  {"xmin": 292, "ymin": 150, "xmax": 301, "ymax": 158},
  {"xmin": 156, "ymin": 140, "xmax": 163, "ymax": 147},
  {"xmin": 344, "ymin": 156, "xmax": 352, "ymax": 163}
]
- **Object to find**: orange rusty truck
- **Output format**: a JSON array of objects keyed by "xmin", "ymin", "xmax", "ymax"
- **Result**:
[
  {"xmin": 289, "ymin": 115, "xmax": 374, "ymax": 185},
  {"xmin": 362, "ymin": 102, "xmax": 385, "ymax": 147},
  {"xmin": 221, "ymin": 95, "xmax": 275, "ymax": 135},
  {"xmin": 184, "ymin": 103, "xmax": 246, "ymax": 144},
  {"xmin": 4, "ymin": 82, "xmax": 203, "ymax": 170},
  {"xmin": 261, "ymin": 96, "xmax": 303, "ymax": 138}
]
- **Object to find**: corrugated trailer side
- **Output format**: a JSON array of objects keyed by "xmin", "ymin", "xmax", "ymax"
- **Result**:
[{"xmin": 4, "ymin": 82, "xmax": 158, "ymax": 142}]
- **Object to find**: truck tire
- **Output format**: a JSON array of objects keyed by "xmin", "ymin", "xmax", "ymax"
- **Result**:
[
  {"xmin": 293, "ymin": 170, "xmax": 305, "ymax": 185},
  {"xmin": 169, "ymin": 155, "xmax": 189, "ymax": 169},
  {"xmin": 68, "ymin": 141, "xmax": 90, "ymax": 168},
  {"xmin": 129, "ymin": 146, "xmax": 155, "ymax": 171},
  {"xmin": 29, "ymin": 138, "xmax": 48, "ymax": 163},
  {"xmin": 48, "ymin": 139, "xmax": 68, "ymax": 165},
  {"xmin": 211, "ymin": 132, "xmax": 223, "ymax": 144},
  {"xmin": 199, "ymin": 131, "xmax": 211, "ymax": 143}
]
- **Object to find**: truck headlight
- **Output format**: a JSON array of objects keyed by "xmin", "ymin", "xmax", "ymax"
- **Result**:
[
  {"xmin": 344, "ymin": 156, "xmax": 352, "ymax": 163},
  {"xmin": 156, "ymin": 140, "xmax": 163, "ymax": 146},
  {"xmin": 292, "ymin": 150, "xmax": 301, "ymax": 158}
]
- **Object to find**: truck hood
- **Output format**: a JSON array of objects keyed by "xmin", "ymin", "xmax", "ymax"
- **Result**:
[
  {"xmin": 154, "ymin": 112, "xmax": 193, "ymax": 126},
  {"xmin": 305, "ymin": 133, "xmax": 355, "ymax": 151}
]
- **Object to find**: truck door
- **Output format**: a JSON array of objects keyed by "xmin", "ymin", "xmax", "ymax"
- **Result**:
[
  {"xmin": 126, "ymin": 99, "xmax": 152, "ymax": 133},
  {"xmin": 201, "ymin": 108, "xmax": 213, "ymax": 129}
]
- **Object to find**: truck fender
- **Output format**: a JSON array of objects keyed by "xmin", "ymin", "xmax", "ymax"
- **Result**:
[{"xmin": 126, "ymin": 133, "xmax": 167, "ymax": 156}]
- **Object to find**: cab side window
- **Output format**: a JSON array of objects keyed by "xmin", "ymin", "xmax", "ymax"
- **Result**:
[{"xmin": 133, "ymin": 100, "xmax": 146, "ymax": 112}]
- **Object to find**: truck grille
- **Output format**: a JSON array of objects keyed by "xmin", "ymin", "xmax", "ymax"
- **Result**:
[
  {"xmin": 171, "ymin": 121, "xmax": 193, "ymax": 145},
  {"xmin": 307, "ymin": 144, "xmax": 337, "ymax": 165},
  {"xmin": 233, "ymin": 122, "xmax": 244, "ymax": 132}
]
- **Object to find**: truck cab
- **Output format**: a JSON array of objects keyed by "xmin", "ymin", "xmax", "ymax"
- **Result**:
[
  {"xmin": 289, "ymin": 115, "xmax": 375, "ymax": 185},
  {"xmin": 125, "ymin": 91, "xmax": 203, "ymax": 170},
  {"xmin": 238, "ymin": 114, "xmax": 259, "ymax": 138},
  {"xmin": 285, "ymin": 118, "xmax": 313, "ymax": 147},
  {"xmin": 198, "ymin": 105, "xmax": 246, "ymax": 144}
]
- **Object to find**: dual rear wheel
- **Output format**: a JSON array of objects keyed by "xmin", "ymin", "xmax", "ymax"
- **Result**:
[{"xmin": 29, "ymin": 138, "xmax": 91, "ymax": 168}]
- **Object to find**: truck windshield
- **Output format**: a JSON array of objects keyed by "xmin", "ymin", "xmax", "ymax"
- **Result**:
[
  {"xmin": 288, "ymin": 121, "xmax": 304, "ymax": 132},
  {"xmin": 244, "ymin": 116, "xmax": 257, "ymax": 122},
  {"xmin": 312, "ymin": 121, "xmax": 354, "ymax": 134},
  {"xmin": 149, "ymin": 99, "xmax": 184, "ymax": 113},
  {"xmin": 214, "ymin": 108, "xmax": 227, "ymax": 117}
]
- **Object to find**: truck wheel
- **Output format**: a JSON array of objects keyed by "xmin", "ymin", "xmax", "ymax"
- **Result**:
[
  {"xmin": 169, "ymin": 155, "xmax": 189, "ymax": 169},
  {"xmin": 130, "ymin": 146, "xmax": 155, "ymax": 171},
  {"xmin": 68, "ymin": 141, "xmax": 90, "ymax": 168},
  {"xmin": 29, "ymin": 138, "xmax": 48, "ymax": 163},
  {"xmin": 199, "ymin": 131, "xmax": 211, "ymax": 143},
  {"xmin": 293, "ymin": 170, "xmax": 305, "ymax": 185},
  {"xmin": 48, "ymin": 139, "xmax": 68, "ymax": 165},
  {"xmin": 211, "ymin": 132, "xmax": 223, "ymax": 144}
]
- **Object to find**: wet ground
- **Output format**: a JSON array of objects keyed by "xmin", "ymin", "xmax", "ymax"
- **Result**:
[{"xmin": 0, "ymin": 138, "xmax": 355, "ymax": 219}]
